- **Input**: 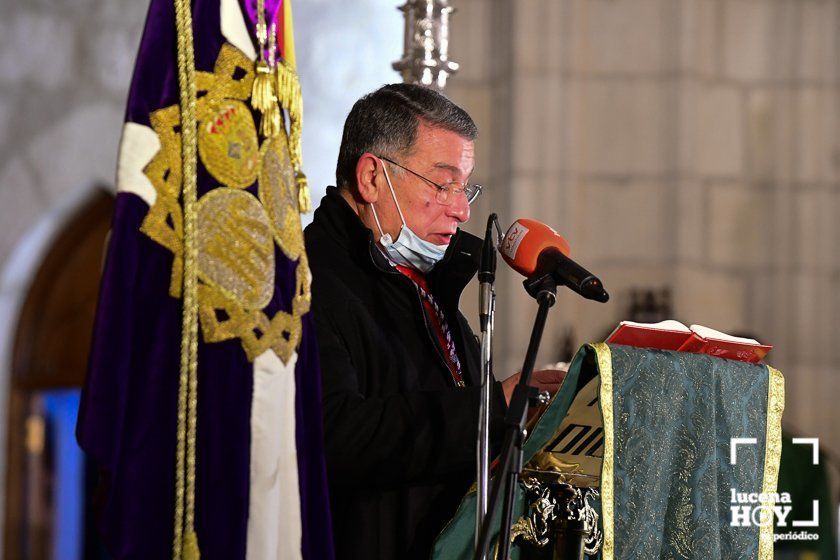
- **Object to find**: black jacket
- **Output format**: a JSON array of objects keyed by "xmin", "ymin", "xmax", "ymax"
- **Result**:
[{"xmin": 305, "ymin": 187, "xmax": 506, "ymax": 559}]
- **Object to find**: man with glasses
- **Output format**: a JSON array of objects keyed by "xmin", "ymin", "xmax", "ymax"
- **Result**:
[{"xmin": 304, "ymin": 84, "xmax": 563, "ymax": 559}]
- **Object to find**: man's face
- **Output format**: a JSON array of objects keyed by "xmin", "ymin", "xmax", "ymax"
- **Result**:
[{"xmin": 375, "ymin": 123, "xmax": 474, "ymax": 245}]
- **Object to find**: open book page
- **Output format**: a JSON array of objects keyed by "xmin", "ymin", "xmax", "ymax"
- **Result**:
[
  {"xmin": 611, "ymin": 319, "xmax": 689, "ymax": 333},
  {"xmin": 678, "ymin": 326, "xmax": 772, "ymax": 363},
  {"xmin": 528, "ymin": 376, "xmax": 603, "ymax": 488},
  {"xmin": 689, "ymin": 324, "xmax": 760, "ymax": 344}
]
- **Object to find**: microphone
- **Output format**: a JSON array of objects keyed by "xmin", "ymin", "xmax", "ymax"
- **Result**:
[
  {"xmin": 499, "ymin": 219, "xmax": 609, "ymax": 303},
  {"xmin": 478, "ymin": 214, "xmax": 498, "ymax": 331}
]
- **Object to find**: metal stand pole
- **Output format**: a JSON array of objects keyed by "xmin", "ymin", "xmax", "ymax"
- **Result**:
[
  {"xmin": 475, "ymin": 290, "xmax": 495, "ymax": 557},
  {"xmin": 474, "ymin": 276, "xmax": 557, "ymax": 560},
  {"xmin": 476, "ymin": 213, "xmax": 500, "ymax": 558}
]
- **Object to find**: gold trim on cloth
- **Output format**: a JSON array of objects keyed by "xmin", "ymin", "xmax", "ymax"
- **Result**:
[
  {"xmin": 758, "ymin": 366, "xmax": 785, "ymax": 559},
  {"xmin": 592, "ymin": 342, "xmax": 615, "ymax": 560},
  {"xmin": 140, "ymin": 41, "xmax": 311, "ymax": 365}
]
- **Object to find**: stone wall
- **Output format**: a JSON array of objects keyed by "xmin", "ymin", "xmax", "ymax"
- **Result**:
[
  {"xmin": 447, "ymin": 0, "xmax": 840, "ymax": 459},
  {"xmin": 0, "ymin": 0, "xmax": 144, "ymax": 267},
  {"xmin": 0, "ymin": 1, "xmax": 146, "ymax": 546}
]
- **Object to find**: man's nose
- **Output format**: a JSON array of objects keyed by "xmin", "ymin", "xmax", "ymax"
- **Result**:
[{"xmin": 446, "ymin": 192, "xmax": 470, "ymax": 223}]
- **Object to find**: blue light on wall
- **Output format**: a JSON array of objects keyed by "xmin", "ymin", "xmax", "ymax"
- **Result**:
[{"xmin": 42, "ymin": 389, "xmax": 83, "ymax": 560}]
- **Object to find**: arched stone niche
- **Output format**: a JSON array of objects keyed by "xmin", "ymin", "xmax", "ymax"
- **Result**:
[{"xmin": 2, "ymin": 188, "xmax": 113, "ymax": 559}]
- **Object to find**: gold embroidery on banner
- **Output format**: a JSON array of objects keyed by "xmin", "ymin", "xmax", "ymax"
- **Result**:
[
  {"xmin": 146, "ymin": 105, "xmax": 183, "ymax": 198},
  {"xmin": 196, "ymin": 188, "xmax": 275, "ymax": 309},
  {"xmin": 195, "ymin": 71, "xmax": 219, "ymax": 120},
  {"xmin": 198, "ymin": 100, "xmax": 260, "ymax": 189},
  {"xmin": 211, "ymin": 44, "xmax": 256, "ymax": 103},
  {"xmin": 196, "ymin": 251, "xmax": 310, "ymax": 363},
  {"xmin": 140, "ymin": 42, "xmax": 311, "ymax": 364},
  {"xmin": 142, "ymin": 104, "xmax": 185, "ymax": 297},
  {"xmin": 259, "ymin": 132, "xmax": 304, "ymax": 260},
  {"xmin": 592, "ymin": 343, "xmax": 615, "ymax": 560},
  {"xmin": 758, "ymin": 366, "xmax": 785, "ymax": 559},
  {"xmin": 140, "ymin": 194, "xmax": 184, "ymax": 297}
]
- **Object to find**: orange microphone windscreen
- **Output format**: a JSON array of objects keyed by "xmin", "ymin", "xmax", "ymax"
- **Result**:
[{"xmin": 499, "ymin": 219, "xmax": 571, "ymax": 277}]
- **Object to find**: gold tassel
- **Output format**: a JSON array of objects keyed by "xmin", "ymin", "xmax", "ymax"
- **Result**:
[
  {"xmin": 296, "ymin": 171, "xmax": 311, "ymax": 213},
  {"xmin": 253, "ymin": 62, "xmax": 281, "ymax": 138},
  {"xmin": 182, "ymin": 531, "xmax": 201, "ymax": 560},
  {"xmin": 260, "ymin": 101, "xmax": 283, "ymax": 138},
  {"xmin": 275, "ymin": 60, "xmax": 308, "ymax": 212},
  {"xmin": 275, "ymin": 61, "xmax": 301, "ymax": 124},
  {"xmin": 251, "ymin": 61, "xmax": 275, "ymax": 113}
]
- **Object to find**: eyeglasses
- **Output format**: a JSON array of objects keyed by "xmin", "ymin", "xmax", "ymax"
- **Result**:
[{"xmin": 378, "ymin": 156, "xmax": 483, "ymax": 206}]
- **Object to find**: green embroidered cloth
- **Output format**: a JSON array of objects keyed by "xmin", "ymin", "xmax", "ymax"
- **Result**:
[{"xmin": 433, "ymin": 343, "xmax": 784, "ymax": 560}]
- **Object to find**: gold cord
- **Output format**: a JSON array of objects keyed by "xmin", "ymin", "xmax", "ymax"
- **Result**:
[
  {"xmin": 275, "ymin": 57, "xmax": 309, "ymax": 212},
  {"xmin": 277, "ymin": 0, "xmax": 310, "ymax": 212},
  {"xmin": 173, "ymin": 0, "xmax": 200, "ymax": 556},
  {"xmin": 168, "ymin": 0, "xmax": 307, "ymax": 551}
]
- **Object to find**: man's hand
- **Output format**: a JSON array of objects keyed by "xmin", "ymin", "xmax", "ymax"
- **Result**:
[{"xmin": 501, "ymin": 368, "xmax": 567, "ymax": 406}]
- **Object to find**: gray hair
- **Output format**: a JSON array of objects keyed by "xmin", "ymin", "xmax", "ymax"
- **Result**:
[{"xmin": 335, "ymin": 83, "xmax": 478, "ymax": 189}]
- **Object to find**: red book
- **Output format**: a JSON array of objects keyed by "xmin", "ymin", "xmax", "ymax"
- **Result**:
[
  {"xmin": 606, "ymin": 320, "xmax": 772, "ymax": 364},
  {"xmin": 676, "ymin": 325, "xmax": 772, "ymax": 364},
  {"xmin": 606, "ymin": 320, "xmax": 692, "ymax": 351}
]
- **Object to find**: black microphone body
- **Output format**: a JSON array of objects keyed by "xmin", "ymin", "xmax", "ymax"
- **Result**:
[
  {"xmin": 534, "ymin": 248, "xmax": 609, "ymax": 303},
  {"xmin": 478, "ymin": 214, "xmax": 498, "ymax": 331},
  {"xmin": 478, "ymin": 214, "xmax": 497, "ymax": 284}
]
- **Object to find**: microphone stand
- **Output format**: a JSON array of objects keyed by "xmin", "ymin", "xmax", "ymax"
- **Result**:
[
  {"xmin": 475, "ymin": 292, "xmax": 495, "ymax": 557},
  {"xmin": 476, "ymin": 214, "xmax": 499, "ymax": 557},
  {"xmin": 474, "ymin": 273, "xmax": 557, "ymax": 560}
]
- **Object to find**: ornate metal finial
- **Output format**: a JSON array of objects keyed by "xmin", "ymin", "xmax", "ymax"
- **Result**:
[{"xmin": 392, "ymin": 0, "xmax": 460, "ymax": 90}]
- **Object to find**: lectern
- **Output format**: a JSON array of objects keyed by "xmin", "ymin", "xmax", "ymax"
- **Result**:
[{"xmin": 434, "ymin": 343, "xmax": 785, "ymax": 560}]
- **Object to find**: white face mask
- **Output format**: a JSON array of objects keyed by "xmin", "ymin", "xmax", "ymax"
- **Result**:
[{"xmin": 370, "ymin": 160, "xmax": 449, "ymax": 273}]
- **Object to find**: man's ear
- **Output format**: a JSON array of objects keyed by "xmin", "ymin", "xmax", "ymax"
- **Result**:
[{"xmin": 355, "ymin": 153, "xmax": 381, "ymax": 204}]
